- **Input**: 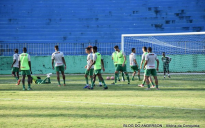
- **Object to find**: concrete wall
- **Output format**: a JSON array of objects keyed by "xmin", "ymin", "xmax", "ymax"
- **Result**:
[{"xmin": 0, "ymin": 54, "xmax": 204, "ymax": 74}]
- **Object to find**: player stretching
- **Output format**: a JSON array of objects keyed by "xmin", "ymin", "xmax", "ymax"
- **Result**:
[
  {"xmin": 87, "ymin": 46, "xmax": 108, "ymax": 90},
  {"xmin": 18, "ymin": 47, "xmax": 32, "ymax": 91},
  {"xmin": 112, "ymin": 45, "xmax": 130, "ymax": 84},
  {"xmin": 138, "ymin": 47, "xmax": 155, "ymax": 88},
  {"xmin": 84, "ymin": 47, "xmax": 94, "ymax": 88},
  {"xmin": 52, "ymin": 45, "xmax": 66, "ymax": 87},
  {"xmin": 162, "ymin": 52, "xmax": 171, "ymax": 78},
  {"xmin": 11, "ymin": 49, "xmax": 21, "ymax": 85},
  {"xmin": 129, "ymin": 48, "xmax": 140, "ymax": 81},
  {"xmin": 112, "ymin": 51, "xmax": 125, "ymax": 81},
  {"xmin": 144, "ymin": 47, "xmax": 159, "ymax": 90}
]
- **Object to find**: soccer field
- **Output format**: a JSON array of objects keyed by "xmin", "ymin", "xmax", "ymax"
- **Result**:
[{"xmin": 0, "ymin": 74, "xmax": 205, "ymax": 128}]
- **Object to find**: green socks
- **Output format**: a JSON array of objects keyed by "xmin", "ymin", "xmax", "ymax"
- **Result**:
[
  {"xmin": 90, "ymin": 77, "xmax": 93, "ymax": 84},
  {"xmin": 63, "ymin": 79, "xmax": 65, "ymax": 84},
  {"xmin": 122, "ymin": 72, "xmax": 125, "ymax": 80},
  {"xmin": 58, "ymin": 80, "xmax": 61, "ymax": 85},
  {"xmin": 115, "ymin": 73, "xmax": 119, "ymax": 83},
  {"xmin": 147, "ymin": 84, "xmax": 150, "ymax": 88},
  {"xmin": 142, "ymin": 80, "xmax": 145, "ymax": 85},
  {"xmin": 156, "ymin": 85, "xmax": 158, "ymax": 88},
  {"xmin": 23, "ymin": 85, "xmax": 25, "ymax": 89},
  {"xmin": 132, "ymin": 76, "xmax": 134, "ymax": 81},
  {"xmin": 15, "ymin": 77, "xmax": 19, "ymax": 80},
  {"xmin": 126, "ymin": 74, "xmax": 130, "ymax": 83},
  {"xmin": 101, "ymin": 79, "xmax": 107, "ymax": 87},
  {"xmin": 28, "ymin": 84, "xmax": 31, "ymax": 88},
  {"xmin": 85, "ymin": 77, "xmax": 88, "ymax": 84},
  {"xmin": 151, "ymin": 82, "xmax": 155, "ymax": 86}
]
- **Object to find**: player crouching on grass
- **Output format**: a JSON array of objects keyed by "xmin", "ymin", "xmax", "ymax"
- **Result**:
[
  {"xmin": 11, "ymin": 49, "xmax": 21, "ymax": 85},
  {"xmin": 84, "ymin": 47, "xmax": 94, "ymax": 88},
  {"xmin": 129, "ymin": 48, "xmax": 140, "ymax": 81},
  {"xmin": 144, "ymin": 47, "xmax": 159, "ymax": 90},
  {"xmin": 18, "ymin": 47, "xmax": 32, "ymax": 91},
  {"xmin": 161, "ymin": 52, "xmax": 171, "ymax": 78},
  {"xmin": 31, "ymin": 73, "xmax": 52, "ymax": 84},
  {"xmin": 87, "ymin": 46, "xmax": 108, "ymax": 90},
  {"xmin": 112, "ymin": 45, "xmax": 130, "ymax": 85},
  {"xmin": 52, "ymin": 45, "xmax": 66, "ymax": 87}
]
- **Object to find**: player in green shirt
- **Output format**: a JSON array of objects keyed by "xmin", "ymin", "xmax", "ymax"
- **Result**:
[
  {"xmin": 112, "ymin": 51, "xmax": 125, "ymax": 81},
  {"xmin": 87, "ymin": 46, "xmax": 108, "ymax": 90},
  {"xmin": 162, "ymin": 52, "xmax": 171, "ymax": 78},
  {"xmin": 112, "ymin": 45, "xmax": 130, "ymax": 84},
  {"xmin": 18, "ymin": 47, "xmax": 32, "ymax": 91}
]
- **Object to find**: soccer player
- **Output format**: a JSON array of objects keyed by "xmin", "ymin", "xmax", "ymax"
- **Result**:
[
  {"xmin": 18, "ymin": 47, "xmax": 32, "ymax": 91},
  {"xmin": 161, "ymin": 52, "xmax": 171, "ymax": 78},
  {"xmin": 11, "ymin": 49, "xmax": 21, "ymax": 85},
  {"xmin": 112, "ymin": 51, "xmax": 125, "ymax": 81},
  {"xmin": 87, "ymin": 46, "xmax": 108, "ymax": 90},
  {"xmin": 51, "ymin": 45, "xmax": 66, "ymax": 87},
  {"xmin": 144, "ymin": 47, "xmax": 159, "ymax": 90},
  {"xmin": 129, "ymin": 48, "xmax": 140, "ymax": 81},
  {"xmin": 112, "ymin": 45, "xmax": 130, "ymax": 84},
  {"xmin": 138, "ymin": 47, "xmax": 155, "ymax": 88},
  {"xmin": 84, "ymin": 47, "xmax": 94, "ymax": 88}
]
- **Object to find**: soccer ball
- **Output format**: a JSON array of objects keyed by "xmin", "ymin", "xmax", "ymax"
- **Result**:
[
  {"xmin": 110, "ymin": 76, "xmax": 114, "ymax": 80},
  {"xmin": 106, "ymin": 76, "xmax": 110, "ymax": 80}
]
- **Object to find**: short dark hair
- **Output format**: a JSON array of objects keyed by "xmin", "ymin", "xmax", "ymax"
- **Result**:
[
  {"xmin": 114, "ymin": 45, "xmax": 119, "ymax": 49},
  {"xmin": 23, "ymin": 47, "xmax": 27, "ymax": 52},
  {"xmin": 86, "ymin": 47, "xmax": 91, "ymax": 51},
  {"xmin": 55, "ymin": 45, "xmax": 59, "ymax": 50},
  {"xmin": 14, "ymin": 49, "xmax": 18, "ymax": 53},
  {"xmin": 142, "ymin": 46, "xmax": 147, "ymax": 51},
  {"xmin": 131, "ymin": 48, "xmax": 135, "ymax": 52},
  {"xmin": 148, "ymin": 47, "xmax": 152, "ymax": 52},
  {"xmin": 93, "ymin": 46, "xmax": 97, "ymax": 51}
]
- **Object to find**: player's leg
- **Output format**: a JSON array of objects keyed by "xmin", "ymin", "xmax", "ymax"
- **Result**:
[
  {"xmin": 11, "ymin": 68, "xmax": 20, "ymax": 85},
  {"xmin": 114, "ymin": 64, "xmax": 120, "ymax": 81},
  {"xmin": 97, "ymin": 73, "xmax": 108, "ymax": 89},
  {"xmin": 61, "ymin": 71, "xmax": 66, "ymax": 86},
  {"xmin": 132, "ymin": 71, "xmax": 136, "ymax": 81},
  {"xmin": 167, "ymin": 65, "xmax": 170, "ymax": 78},
  {"xmin": 56, "ymin": 71, "xmax": 61, "ymax": 86},
  {"xmin": 137, "ymin": 69, "xmax": 140, "ymax": 80},
  {"xmin": 163, "ymin": 65, "xmax": 166, "ymax": 78},
  {"xmin": 145, "ymin": 69, "xmax": 151, "ymax": 89},
  {"xmin": 90, "ymin": 74, "xmax": 97, "ymax": 89},
  {"xmin": 27, "ymin": 74, "xmax": 32, "ymax": 90},
  {"xmin": 121, "ymin": 71, "xmax": 125, "ymax": 81},
  {"xmin": 151, "ymin": 69, "xmax": 158, "ymax": 89},
  {"xmin": 112, "ymin": 64, "xmax": 120, "ymax": 84},
  {"xmin": 89, "ymin": 69, "xmax": 94, "ymax": 84},
  {"xmin": 138, "ymin": 69, "xmax": 146, "ymax": 87},
  {"xmin": 148, "ymin": 76, "xmax": 155, "ymax": 88},
  {"xmin": 123, "ymin": 64, "xmax": 130, "ymax": 84},
  {"xmin": 21, "ymin": 73, "xmax": 26, "ymax": 90},
  {"xmin": 84, "ymin": 70, "xmax": 89, "ymax": 85},
  {"xmin": 16, "ymin": 71, "xmax": 21, "ymax": 85}
]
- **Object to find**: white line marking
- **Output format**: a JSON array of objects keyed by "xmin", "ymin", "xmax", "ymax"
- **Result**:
[{"xmin": 0, "ymin": 98, "xmax": 204, "ymax": 111}]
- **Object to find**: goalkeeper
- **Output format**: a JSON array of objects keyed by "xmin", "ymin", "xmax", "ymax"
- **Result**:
[
  {"xmin": 161, "ymin": 52, "xmax": 171, "ymax": 78},
  {"xmin": 31, "ymin": 73, "xmax": 52, "ymax": 84}
]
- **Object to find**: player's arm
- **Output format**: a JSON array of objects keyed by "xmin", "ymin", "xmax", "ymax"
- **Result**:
[
  {"xmin": 28, "ymin": 55, "xmax": 32, "ymax": 74},
  {"xmin": 156, "ymin": 59, "xmax": 159, "ymax": 71},
  {"xmin": 101, "ymin": 59, "xmax": 105, "ymax": 71},
  {"xmin": 140, "ymin": 55, "xmax": 144, "ymax": 69},
  {"xmin": 62, "ymin": 57, "xmax": 66, "ymax": 70},
  {"xmin": 29, "ymin": 61, "xmax": 32, "ymax": 74},
  {"xmin": 19, "ymin": 60, "xmax": 21, "ymax": 71},
  {"xmin": 144, "ymin": 60, "xmax": 147, "ymax": 69},
  {"xmin": 52, "ymin": 59, "xmax": 54, "ymax": 70},
  {"xmin": 122, "ymin": 52, "xmax": 126, "ymax": 67},
  {"xmin": 11, "ymin": 59, "xmax": 16, "ymax": 68},
  {"xmin": 133, "ymin": 54, "xmax": 138, "ymax": 67},
  {"xmin": 88, "ymin": 54, "xmax": 96, "ymax": 71}
]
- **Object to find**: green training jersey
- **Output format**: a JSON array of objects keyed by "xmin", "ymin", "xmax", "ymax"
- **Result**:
[
  {"xmin": 93, "ymin": 52, "xmax": 102, "ymax": 70},
  {"xmin": 19, "ymin": 53, "xmax": 30, "ymax": 70},
  {"xmin": 117, "ymin": 50, "xmax": 126, "ymax": 64},
  {"xmin": 112, "ymin": 52, "xmax": 118, "ymax": 65}
]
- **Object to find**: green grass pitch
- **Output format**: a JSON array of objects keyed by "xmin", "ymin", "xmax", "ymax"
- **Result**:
[{"xmin": 0, "ymin": 74, "xmax": 205, "ymax": 128}]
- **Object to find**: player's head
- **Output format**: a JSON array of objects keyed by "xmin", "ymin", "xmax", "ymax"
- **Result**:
[
  {"xmin": 162, "ymin": 52, "xmax": 165, "ymax": 56},
  {"xmin": 55, "ymin": 45, "xmax": 59, "ymax": 51},
  {"xmin": 142, "ymin": 47, "xmax": 147, "ymax": 52},
  {"xmin": 147, "ymin": 47, "xmax": 152, "ymax": 53},
  {"xmin": 92, "ymin": 46, "xmax": 97, "ymax": 53},
  {"xmin": 88, "ymin": 46, "xmax": 93, "ymax": 52},
  {"xmin": 131, "ymin": 48, "xmax": 136, "ymax": 53},
  {"xmin": 114, "ymin": 45, "xmax": 119, "ymax": 51},
  {"xmin": 85, "ymin": 47, "xmax": 91, "ymax": 54},
  {"xmin": 14, "ymin": 49, "xmax": 18, "ymax": 53},
  {"xmin": 23, "ymin": 47, "xmax": 27, "ymax": 53}
]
